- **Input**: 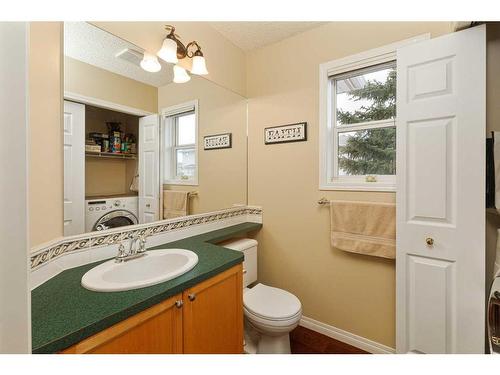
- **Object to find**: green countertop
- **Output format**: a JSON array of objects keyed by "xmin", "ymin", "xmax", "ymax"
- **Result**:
[{"xmin": 31, "ymin": 222, "xmax": 261, "ymax": 354}]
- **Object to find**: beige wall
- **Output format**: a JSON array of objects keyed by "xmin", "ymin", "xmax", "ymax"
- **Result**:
[
  {"xmin": 92, "ymin": 22, "xmax": 247, "ymax": 97},
  {"xmin": 246, "ymin": 22, "xmax": 453, "ymax": 348},
  {"xmin": 29, "ymin": 22, "xmax": 64, "ymax": 247},
  {"xmin": 158, "ymin": 76, "xmax": 247, "ymax": 215},
  {"xmin": 64, "ymin": 57, "xmax": 157, "ymax": 113}
]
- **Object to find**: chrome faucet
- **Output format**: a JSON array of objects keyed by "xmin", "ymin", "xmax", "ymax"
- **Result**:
[{"xmin": 114, "ymin": 234, "xmax": 149, "ymax": 263}]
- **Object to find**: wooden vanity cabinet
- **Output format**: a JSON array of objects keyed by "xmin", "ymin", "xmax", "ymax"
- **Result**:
[
  {"xmin": 61, "ymin": 264, "xmax": 243, "ymax": 354},
  {"xmin": 183, "ymin": 264, "xmax": 243, "ymax": 353}
]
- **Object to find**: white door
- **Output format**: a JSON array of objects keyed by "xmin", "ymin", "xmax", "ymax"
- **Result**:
[
  {"xmin": 396, "ymin": 25, "xmax": 486, "ymax": 353},
  {"xmin": 139, "ymin": 114, "xmax": 160, "ymax": 223},
  {"xmin": 63, "ymin": 100, "xmax": 85, "ymax": 236}
]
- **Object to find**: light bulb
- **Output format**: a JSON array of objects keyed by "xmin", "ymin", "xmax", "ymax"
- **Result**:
[
  {"xmin": 157, "ymin": 38, "xmax": 178, "ymax": 64},
  {"xmin": 173, "ymin": 65, "xmax": 191, "ymax": 83},
  {"xmin": 140, "ymin": 52, "xmax": 161, "ymax": 73},
  {"xmin": 191, "ymin": 55, "xmax": 208, "ymax": 75}
]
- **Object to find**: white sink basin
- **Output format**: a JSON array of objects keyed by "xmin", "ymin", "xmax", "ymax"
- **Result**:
[{"xmin": 81, "ymin": 249, "xmax": 199, "ymax": 292}]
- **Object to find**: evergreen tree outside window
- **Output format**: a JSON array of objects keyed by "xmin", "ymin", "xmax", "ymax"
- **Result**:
[{"xmin": 333, "ymin": 61, "xmax": 396, "ymax": 178}]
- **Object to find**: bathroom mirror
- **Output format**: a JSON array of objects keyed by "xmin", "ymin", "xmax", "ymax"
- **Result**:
[{"xmin": 62, "ymin": 22, "xmax": 247, "ymax": 237}]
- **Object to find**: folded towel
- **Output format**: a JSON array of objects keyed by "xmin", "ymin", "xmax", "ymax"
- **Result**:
[
  {"xmin": 163, "ymin": 190, "xmax": 189, "ymax": 219},
  {"xmin": 330, "ymin": 200, "xmax": 396, "ymax": 259}
]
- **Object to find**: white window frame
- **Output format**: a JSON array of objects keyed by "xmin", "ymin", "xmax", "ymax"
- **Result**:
[
  {"xmin": 319, "ymin": 34, "xmax": 430, "ymax": 191},
  {"xmin": 161, "ymin": 99, "xmax": 199, "ymax": 186}
]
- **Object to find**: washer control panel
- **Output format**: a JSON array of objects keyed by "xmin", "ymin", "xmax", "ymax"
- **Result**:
[
  {"xmin": 86, "ymin": 198, "xmax": 134, "ymax": 212},
  {"xmin": 87, "ymin": 200, "xmax": 112, "ymax": 212}
]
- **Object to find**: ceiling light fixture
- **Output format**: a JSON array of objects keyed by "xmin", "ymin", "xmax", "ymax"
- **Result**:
[
  {"xmin": 153, "ymin": 25, "xmax": 209, "ymax": 80},
  {"xmin": 140, "ymin": 52, "xmax": 161, "ymax": 73},
  {"xmin": 173, "ymin": 65, "xmax": 191, "ymax": 83}
]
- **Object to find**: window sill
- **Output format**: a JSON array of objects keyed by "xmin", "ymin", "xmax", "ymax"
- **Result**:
[
  {"xmin": 164, "ymin": 180, "xmax": 199, "ymax": 186},
  {"xmin": 319, "ymin": 183, "xmax": 396, "ymax": 192}
]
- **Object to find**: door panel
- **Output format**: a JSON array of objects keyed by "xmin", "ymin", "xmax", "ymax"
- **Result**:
[
  {"xmin": 183, "ymin": 265, "xmax": 243, "ymax": 354},
  {"xmin": 407, "ymin": 255, "xmax": 456, "ymax": 354},
  {"xmin": 407, "ymin": 117, "xmax": 455, "ymax": 225},
  {"xmin": 396, "ymin": 25, "xmax": 485, "ymax": 353},
  {"xmin": 63, "ymin": 101, "xmax": 85, "ymax": 236},
  {"xmin": 138, "ymin": 114, "xmax": 159, "ymax": 223}
]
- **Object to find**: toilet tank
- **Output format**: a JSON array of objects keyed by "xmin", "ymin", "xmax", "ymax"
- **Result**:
[{"xmin": 220, "ymin": 238, "xmax": 257, "ymax": 287}]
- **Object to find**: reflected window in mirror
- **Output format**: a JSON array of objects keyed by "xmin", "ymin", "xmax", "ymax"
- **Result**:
[{"xmin": 163, "ymin": 100, "xmax": 199, "ymax": 185}]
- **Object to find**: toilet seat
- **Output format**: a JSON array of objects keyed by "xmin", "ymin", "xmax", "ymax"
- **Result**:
[
  {"xmin": 244, "ymin": 306, "xmax": 302, "ymax": 328},
  {"xmin": 243, "ymin": 283, "xmax": 302, "ymax": 322}
]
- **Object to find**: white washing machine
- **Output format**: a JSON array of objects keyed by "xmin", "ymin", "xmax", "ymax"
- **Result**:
[{"xmin": 85, "ymin": 196, "xmax": 138, "ymax": 232}]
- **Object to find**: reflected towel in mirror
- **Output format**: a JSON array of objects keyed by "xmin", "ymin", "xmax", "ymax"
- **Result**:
[{"xmin": 163, "ymin": 190, "xmax": 189, "ymax": 219}]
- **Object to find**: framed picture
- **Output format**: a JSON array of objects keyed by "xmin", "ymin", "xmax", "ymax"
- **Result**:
[
  {"xmin": 264, "ymin": 122, "xmax": 307, "ymax": 145},
  {"xmin": 204, "ymin": 133, "xmax": 232, "ymax": 150}
]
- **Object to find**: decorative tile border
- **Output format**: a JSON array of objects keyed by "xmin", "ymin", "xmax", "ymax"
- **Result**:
[{"xmin": 30, "ymin": 206, "xmax": 262, "ymax": 271}]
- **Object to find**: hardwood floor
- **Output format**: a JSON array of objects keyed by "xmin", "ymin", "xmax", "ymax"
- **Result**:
[{"xmin": 290, "ymin": 326, "xmax": 369, "ymax": 354}]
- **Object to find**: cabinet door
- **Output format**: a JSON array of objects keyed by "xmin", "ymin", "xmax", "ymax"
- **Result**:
[
  {"xmin": 138, "ymin": 114, "xmax": 160, "ymax": 224},
  {"xmin": 183, "ymin": 264, "xmax": 243, "ymax": 354},
  {"xmin": 396, "ymin": 25, "xmax": 485, "ymax": 353},
  {"xmin": 61, "ymin": 294, "xmax": 183, "ymax": 354},
  {"xmin": 63, "ymin": 100, "xmax": 85, "ymax": 236}
]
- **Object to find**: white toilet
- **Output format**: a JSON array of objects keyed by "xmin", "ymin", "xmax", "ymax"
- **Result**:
[{"xmin": 223, "ymin": 238, "xmax": 302, "ymax": 354}]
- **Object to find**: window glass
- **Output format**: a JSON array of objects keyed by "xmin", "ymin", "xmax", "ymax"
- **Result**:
[
  {"xmin": 335, "ymin": 64, "xmax": 396, "ymax": 126},
  {"xmin": 175, "ymin": 148, "xmax": 196, "ymax": 178},
  {"xmin": 337, "ymin": 127, "xmax": 396, "ymax": 176},
  {"xmin": 176, "ymin": 113, "xmax": 196, "ymax": 145}
]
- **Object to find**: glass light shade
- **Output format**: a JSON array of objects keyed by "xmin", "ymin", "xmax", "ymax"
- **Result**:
[
  {"xmin": 157, "ymin": 38, "xmax": 179, "ymax": 64},
  {"xmin": 191, "ymin": 55, "xmax": 208, "ymax": 75},
  {"xmin": 140, "ymin": 52, "xmax": 161, "ymax": 72},
  {"xmin": 173, "ymin": 65, "xmax": 191, "ymax": 83}
]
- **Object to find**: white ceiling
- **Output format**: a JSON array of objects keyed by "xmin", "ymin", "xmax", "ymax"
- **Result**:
[
  {"xmin": 64, "ymin": 22, "xmax": 173, "ymax": 88},
  {"xmin": 209, "ymin": 22, "xmax": 327, "ymax": 51}
]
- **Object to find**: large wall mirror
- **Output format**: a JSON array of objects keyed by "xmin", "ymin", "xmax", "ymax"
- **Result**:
[{"xmin": 63, "ymin": 22, "xmax": 247, "ymax": 237}]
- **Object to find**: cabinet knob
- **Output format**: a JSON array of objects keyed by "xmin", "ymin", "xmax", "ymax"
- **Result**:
[
  {"xmin": 188, "ymin": 293, "xmax": 196, "ymax": 301},
  {"xmin": 175, "ymin": 300, "xmax": 183, "ymax": 308},
  {"xmin": 425, "ymin": 237, "xmax": 434, "ymax": 246},
  {"xmin": 146, "ymin": 203, "xmax": 151, "ymax": 208}
]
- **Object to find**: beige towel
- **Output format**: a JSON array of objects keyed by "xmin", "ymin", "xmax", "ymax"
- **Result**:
[
  {"xmin": 163, "ymin": 190, "xmax": 189, "ymax": 219},
  {"xmin": 330, "ymin": 200, "xmax": 396, "ymax": 259}
]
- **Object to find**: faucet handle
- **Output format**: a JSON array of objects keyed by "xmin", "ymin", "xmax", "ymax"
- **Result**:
[
  {"xmin": 138, "ymin": 234, "xmax": 148, "ymax": 253},
  {"xmin": 115, "ymin": 243, "xmax": 128, "ymax": 263}
]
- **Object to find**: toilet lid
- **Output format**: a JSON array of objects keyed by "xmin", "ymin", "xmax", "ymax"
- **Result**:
[{"xmin": 243, "ymin": 283, "xmax": 301, "ymax": 320}]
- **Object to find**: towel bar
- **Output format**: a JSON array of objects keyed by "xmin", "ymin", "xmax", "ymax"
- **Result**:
[
  {"xmin": 318, "ymin": 197, "xmax": 329, "ymax": 205},
  {"xmin": 188, "ymin": 191, "xmax": 198, "ymax": 197}
]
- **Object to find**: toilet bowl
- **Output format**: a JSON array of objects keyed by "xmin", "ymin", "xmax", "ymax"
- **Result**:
[
  {"xmin": 221, "ymin": 238, "xmax": 303, "ymax": 354},
  {"xmin": 243, "ymin": 283, "xmax": 302, "ymax": 354}
]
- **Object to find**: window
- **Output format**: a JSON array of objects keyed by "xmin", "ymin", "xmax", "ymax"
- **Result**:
[
  {"xmin": 319, "ymin": 36, "xmax": 427, "ymax": 191},
  {"xmin": 162, "ymin": 100, "xmax": 198, "ymax": 185},
  {"xmin": 334, "ymin": 62, "xmax": 396, "ymax": 177}
]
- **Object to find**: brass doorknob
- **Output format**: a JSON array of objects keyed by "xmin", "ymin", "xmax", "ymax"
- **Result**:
[{"xmin": 425, "ymin": 237, "xmax": 434, "ymax": 246}]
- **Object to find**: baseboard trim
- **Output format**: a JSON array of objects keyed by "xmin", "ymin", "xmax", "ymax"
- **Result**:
[{"xmin": 299, "ymin": 316, "xmax": 395, "ymax": 354}]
